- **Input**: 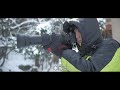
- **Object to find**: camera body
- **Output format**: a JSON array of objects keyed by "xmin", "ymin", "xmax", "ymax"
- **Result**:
[{"xmin": 63, "ymin": 21, "xmax": 77, "ymax": 46}]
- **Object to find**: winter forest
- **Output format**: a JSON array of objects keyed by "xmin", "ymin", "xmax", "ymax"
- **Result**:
[{"xmin": 0, "ymin": 18, "xmax": 108, "ymax": 72}]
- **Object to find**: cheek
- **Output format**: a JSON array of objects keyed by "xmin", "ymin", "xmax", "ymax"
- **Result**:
[
  {"xmin": 74, "ymin": 30, "xmax": 82, "ymax": 43},
  {"xmin": 79, "ymin": 34, "xmax": 82, "ymax": 41},
  {"xmin": 76, "ymin": 34, "xmax": 82, "ymax": 42}
]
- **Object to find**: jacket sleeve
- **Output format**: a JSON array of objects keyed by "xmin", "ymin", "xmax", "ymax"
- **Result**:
[{"xmin": 61, "ymin": 39, "xmax": 120, "ymax": 72}]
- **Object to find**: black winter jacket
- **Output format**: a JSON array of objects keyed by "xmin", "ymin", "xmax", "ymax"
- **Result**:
[{"xmin": 61, "ymin": 18, "xmax": 120, "ymax": 72}]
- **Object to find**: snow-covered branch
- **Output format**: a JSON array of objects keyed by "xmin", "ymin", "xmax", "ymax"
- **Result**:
[{"xmin": 10, "ymin": 20, "xmax": 38, "ymax": 29}]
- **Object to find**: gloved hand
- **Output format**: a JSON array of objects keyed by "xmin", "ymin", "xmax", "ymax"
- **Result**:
[{"xmin": 42, "ymin": 33, "xmax": 72, "ymax": 57}]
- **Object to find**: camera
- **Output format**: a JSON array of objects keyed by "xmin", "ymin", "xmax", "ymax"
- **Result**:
[{"xmin": 63, "ymin": 21, "xmax": 77, "ymax": 46}]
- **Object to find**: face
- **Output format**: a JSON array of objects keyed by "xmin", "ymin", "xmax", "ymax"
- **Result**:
[{"xmin": 74, "ymin": 29, "xmax": 82, "ymax": 46}]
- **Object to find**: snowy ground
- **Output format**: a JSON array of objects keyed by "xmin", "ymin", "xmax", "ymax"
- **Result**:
[
  {"xmin": 0, "ymin": 51, "xmax": 61, "ymax": 72},
  {"xmin": 1, "ymin": 51, "xmax": 34, "ymax": 72}
]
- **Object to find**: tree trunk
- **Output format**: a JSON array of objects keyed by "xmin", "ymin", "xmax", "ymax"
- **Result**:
[
  {"xmin": 111, "ymin": 18, "xmax": 120, "ymax": 43},
  {"xmin": 35, "ymin": 58, "xmax": 40, "ymax": 68}
]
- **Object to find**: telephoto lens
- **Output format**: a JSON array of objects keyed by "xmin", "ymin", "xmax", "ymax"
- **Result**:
[
  {"xmin": 17, "ymin": 34, "xmax": 42, "ymax": 48},
  {"xmin": 17, "ymin": 34, "xmax": 52, "ymax": 48}
]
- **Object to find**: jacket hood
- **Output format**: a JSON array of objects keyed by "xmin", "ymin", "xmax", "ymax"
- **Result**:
[
  {"xmin": 68, "ymin": 18, "xmax": 103, "ymax": 56},
  {"xmin": 69, "ymin": 18, "xmax": 102, "ymax": 47}
]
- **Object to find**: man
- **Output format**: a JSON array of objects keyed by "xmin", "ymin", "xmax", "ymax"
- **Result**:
[
  {"xmin": 43, "ymin": 18, "xmax": 120, "ymax": 72},
  {"xmin": 17, "ymin": 18, "xmax": 120, "ymax": 72}
]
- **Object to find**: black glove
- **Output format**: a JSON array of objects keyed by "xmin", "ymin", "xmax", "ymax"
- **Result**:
[
  {"xmin": 63, "ymin": 21, "xmax": 77, "ymax": 33},
  {"xmin": 42, "ymin": 33, "xmax": 72, "ymax": 57}
]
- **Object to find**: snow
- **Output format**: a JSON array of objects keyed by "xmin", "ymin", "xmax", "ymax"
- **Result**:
[
  {"xmin": 6, "ymin": 18, "xmax": 8, "ymax": 21},
  {"xmin": 0, "ymin": 40, "xmax": 5, "ymax": 47},
  {"xmin": 33, "ymin": 49, "xmax": 39, "ymax": 55},
  {"xmin": 3, "ymin": 26, "xmax": 5, "ymax": 30},
  {"xmin": 97, "ymin": 18, "xmax": 106, "ymax": 22},
  {"xmin": 0, "ymin": 41, "xmax": 3, "ymax": 47},
  {"xmin": 67, "ymin": 18, "xmax": 80, "ymax": 22},
  {"xmin": 0, "ymin": 50, "xmax": 61, "ymax": 72},
  {"xmin": 36, "ymin": 20, "xmax": 52, "ymax": 34},
  {"xmin": 1, "ymin": 51, "xmax": 34, "ymax": 72},
  {"xmin": 10, "ymin": 20, "xmax": 38, "ymax": 29}
]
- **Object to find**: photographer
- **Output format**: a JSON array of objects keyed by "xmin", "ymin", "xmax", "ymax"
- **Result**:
[{"xmin": 17, "ymin": 18, "xmax": 120, "ymax": 72}]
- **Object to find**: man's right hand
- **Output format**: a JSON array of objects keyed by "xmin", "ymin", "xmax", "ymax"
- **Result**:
[{"xmin": 42, "ymin": 33, "xmax": 72, "ymax": 57}]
